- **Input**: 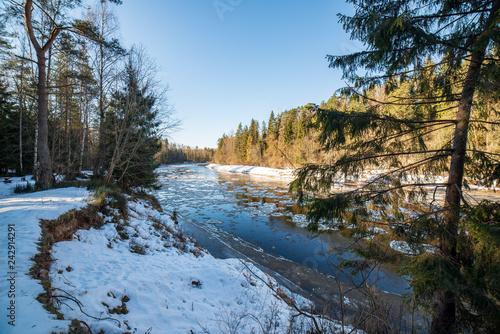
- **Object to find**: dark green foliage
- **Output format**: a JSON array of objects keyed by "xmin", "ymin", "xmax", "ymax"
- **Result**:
[
  {"xmin": 214, "ymin": 105, "xmax": 318, "ymax": 167},
  {"xmin": 0, "ymin": 79, "xmax": 18, "ymax": 174},
  {"xmin": 291, "ymin": 1, "xmax": 500, "ymax": 332},
  {"xmin": 0, "ymin": 72, "xmax": 35, "ymax": 176},
  {"xmin": 291, "ymin": 100, "xmax": 500, "ymax": 331},
  {"xmin": 267, "ymin": 111, "xmax": 276, "ymax": 138},
  {"xmin": 0, "ymin": 20, "xmax": 11, "ymax": 53},
  {"xmin": 13, "ymin": 182, "xmax": 37, "ymax": 194},
  {"xmin": 329, "ymin": 0, "xmax": 500, "ymax": 88},
  {"xmin": 103, "ymin": 55, "xmax": 162, "ymax": 189},
  {"xmin": 399, "ymin": 202, "xmax": 500, "ymax": 332}
]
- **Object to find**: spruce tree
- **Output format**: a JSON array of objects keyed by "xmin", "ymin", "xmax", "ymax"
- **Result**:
[
  {"xmin": 292, "ymin": 1, "xmax": 500, "ymax": 333},
  {"xmin": 104, "ymin": 52, "xmax": 161, "ymax": 189},
  {"xmin": 267, "ymin": 111, "xmax": 276, "ymax": 139}
]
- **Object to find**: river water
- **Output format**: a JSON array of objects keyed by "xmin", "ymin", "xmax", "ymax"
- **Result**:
[{"xmin": 155, "ymin": 164, "xmax": 409, "ymax": 297}]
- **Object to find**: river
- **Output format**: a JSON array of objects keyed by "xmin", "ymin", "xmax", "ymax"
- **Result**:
[{"xmin": 155, "ymin": 164, "xmax": 408, "ymax": 298}]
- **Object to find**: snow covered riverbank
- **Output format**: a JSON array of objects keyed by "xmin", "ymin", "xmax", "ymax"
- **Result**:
[
  {"xmin": 206, "ymin": 164, "xmax": 295, "ymax": 180},
  {"xmin": 206, "ymin": 163, "xmax": 500, "ymax": 193},
  {"xmin": 0, "ymin": 178, "xmax": 350, "ymax": 334}
]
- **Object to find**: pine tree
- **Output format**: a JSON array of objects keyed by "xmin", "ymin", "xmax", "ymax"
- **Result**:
[
  {"xmin": 4, "ymin": 0, "xmax": 122, "ymax": 188},
  {"xmin": 267, "ymin": 111, "xmax": 276, "ymax": 139},
  {"xmin": 292, "ymin": 1, "xmax": 500, "ymax": 332},
  {"xmin": 234, "ymin": 123, "xmax": 244, "ymax": 162}
]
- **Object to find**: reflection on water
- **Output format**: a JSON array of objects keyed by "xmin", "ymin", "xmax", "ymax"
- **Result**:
[{"xmin": 155, "ymin": 164, "xmax": 407, "ymax": 294}]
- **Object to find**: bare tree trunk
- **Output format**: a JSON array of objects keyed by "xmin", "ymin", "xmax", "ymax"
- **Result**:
[
  {"xmin": 34, "ymin": 117, "xmax": 38, "ymax": 174},
  {"xmin": 104, "ymin": 117, "xmax": 132, "ymax": 184},
  {"xmin": 67, "ymin": 96, "xmax": 72, "ymax": 175},
  {"xmin": 64, "ymin": 77, "xmax": 72, "ymax": 176},
  {"xmin": 95, "ymin": 1, "xmax": 107, "ymax": 175},
  {"xmin": 35, "ymin": 52, "xmax": 54, "ymax": 188},
  {"xmin": 79, "ymin": 95, "xmax": 88, "ymax": 174},
  {"xmin": 19, "ymin": 97, "xmax": 23, "ymax": 174}
]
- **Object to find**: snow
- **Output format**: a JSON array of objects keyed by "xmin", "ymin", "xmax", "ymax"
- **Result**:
[
  {"xmin": 49, "ymin": 198, "xmax": 343, "ymax": 333},
  {"xmin": 0, "ymin": 178, "xmax": 349, "ymax": 333},
  {"xmin": 291, "ymin": 215, "xmax": 345, "ymax": 231},
  {"xmin": 206, "ymin": 164, "xmax": 295, "ymax": 180},
  {"xmin": 367, "ymin": 227, "xmax": 389, "ymax": 235},
  {"xmin": 206, "ymin": 164, "xmax": 500, "ymax": 192},
  {"xmin": 0, "ymin": 176, "xmax": 36, "ymax": 199},
  {"xmin": 0, "ymin": 180, "xmax": 90, "ymax": 334},
  {"xmin": 389, "ymin": 241, "xmax": 436, "ymax": 256}
]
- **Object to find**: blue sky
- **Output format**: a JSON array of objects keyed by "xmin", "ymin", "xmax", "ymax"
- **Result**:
[{"xmin": 114, "ymin": 1, "xmax": 360, "ymax": 148}]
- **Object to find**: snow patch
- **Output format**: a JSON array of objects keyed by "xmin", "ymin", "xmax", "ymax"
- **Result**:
[{"xmin": 207, "ymin": 164, "xmax": 295, "ymax": 180}]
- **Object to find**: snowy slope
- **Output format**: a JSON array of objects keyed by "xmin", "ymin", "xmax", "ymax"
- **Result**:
[
  {"xmin": 0, "ymin": 178, "xmax": 351, "ymax": 333},
  {"xmin": 0, "ymin": 179, "xmax": 90, "ymax": 334},
  {"xmin": 49, "ymin": 198, "xmax": 343, "ymax": 333}
]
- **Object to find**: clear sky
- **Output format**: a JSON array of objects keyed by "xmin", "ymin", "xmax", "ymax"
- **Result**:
[{"xmin": 113, "ymin": 1, "xmax": 360, "ymax": 148}]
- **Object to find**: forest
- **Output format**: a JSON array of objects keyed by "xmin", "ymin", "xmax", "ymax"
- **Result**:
[
  {"xmin": 0, "ymin": 0, "xmax": 178, "ymax": 189},
  {"xmin": 156, "ymin": 140, "xmax": 215, "ymax": 165},
  {"xmin": 214, "ymin": 76, "xmax": 500, "ymax": 173}
]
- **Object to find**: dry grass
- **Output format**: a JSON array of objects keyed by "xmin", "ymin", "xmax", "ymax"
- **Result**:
[
  {"xmin": 29, "ymin": 205, "xmax": 105, "ymax": 320},
  {"xmin": 29, "ymin": 185, "xmax": 128, "ymax": 329}
]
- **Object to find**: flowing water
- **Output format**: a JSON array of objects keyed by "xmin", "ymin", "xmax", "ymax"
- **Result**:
[{"xmin": 155, "ymin": 164, "xmax": 408, "ymax": 298}]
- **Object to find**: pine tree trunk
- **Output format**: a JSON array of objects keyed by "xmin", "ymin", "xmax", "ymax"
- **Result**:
[
  {"xmin": 95, "ymin": 2, "xmax": 106, "ymax": 176},
  {"xmin": 24, "ymin": 0, "xmax": 61, "ymax": 189},
  {"xmin": 35, "ymin": 52, "xmax": 54, "ymax": 189},
  {"xmin": 66, "ymin": 85, "xmax": 72, "ymax": 175},
  {"xmin": 78, "ymin": 83, "xmax": 86, "ymax": 174},
  {"xmin": 432, "ymin": 2, "xmax": 500, "ymax": 331},
  {"xmin": 79, "ymin": 100, "xmax": 88, "ymax": 174}
]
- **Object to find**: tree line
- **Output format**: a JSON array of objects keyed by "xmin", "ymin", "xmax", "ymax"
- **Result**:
[
  {"xmin": 215, "ymin": 68, "xmax": 499, "ymax": 172},
  {"xmin": 0, "ymin": 0, "xmax": 177, "ymax": 189},
  {"xmin": 156, "ymin": 140, "xmax": 215, "ymax": 164},
  {"xmin": 214, "ymin": 105, "xmax": 320, "ymax": 168}
]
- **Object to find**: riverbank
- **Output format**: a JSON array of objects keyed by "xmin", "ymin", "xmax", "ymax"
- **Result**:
[
  {"xmin": 206, "ymin": 163, "xmax": 500, "ymax": 198},
  {"xmin": 0, "ymin": 177, "xmax": 349, "ymax": 334},
  {"xmin": 206, "ymin": 164, "xmax": 295, "ymax": 180}
]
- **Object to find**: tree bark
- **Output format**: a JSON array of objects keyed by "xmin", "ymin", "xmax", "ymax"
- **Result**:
[
  {"xmin": 79, "ymin": 95, "xmax": 88, "ymax": 174},
  {"xmin": 35, "ymin": 52, "xmax": 54, "ymax": 189},
  {"xmin": 95, "ymin": 0, "xmax": 107, "ymax": 176},
  {"xmin": 24, "ymin": 0, "xmax": 63, "ymax": 189},
  {"xmin": 18, "ymin": 61, "xmax": 24, "ymax": 174},
  {"xmin": 432, "ymin": 2, "xmax": 500, "ymax": 332}
]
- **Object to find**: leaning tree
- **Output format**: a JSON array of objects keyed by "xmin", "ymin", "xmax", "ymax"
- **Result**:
[{"xmin": 292, "ymin": 1, "xmax": 500, "ymax": 333}]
